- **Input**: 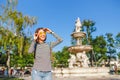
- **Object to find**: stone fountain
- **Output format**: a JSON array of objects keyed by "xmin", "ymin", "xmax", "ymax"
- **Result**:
[
  {"xmin": 68, "ymin": 17, "xmax": 92, "ymax": 68},
  {"xmin": 53, "ymin": 18, "xmax": 110, "ymax": 77}
]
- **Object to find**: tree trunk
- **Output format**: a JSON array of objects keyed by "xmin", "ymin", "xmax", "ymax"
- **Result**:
[
  {"xmin": 6, "ymin": 50, "xmax": 10, "ymax": 77},
  {"xmin": 90, "ymin": 51, "xmax": 93, "ymax": 67}
]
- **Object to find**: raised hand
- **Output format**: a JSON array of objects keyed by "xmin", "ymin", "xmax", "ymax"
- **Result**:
[
  {"xmin": 34, "ymin": 33, "xmax": 38, "ymax": 41},
  {"xmin": 43, "ymin": 28, "xmax": 52, "ymax": 34}
]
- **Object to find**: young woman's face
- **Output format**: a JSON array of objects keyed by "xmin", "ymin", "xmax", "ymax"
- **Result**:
[{"xmin": 38, "ymin": 29, "xmax": 46, "ymax": 41}]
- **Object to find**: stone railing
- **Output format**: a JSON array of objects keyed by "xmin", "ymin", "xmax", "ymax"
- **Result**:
[{"xmin": 53, "ymin": 67, "xmax": 110, "ymax": 77}]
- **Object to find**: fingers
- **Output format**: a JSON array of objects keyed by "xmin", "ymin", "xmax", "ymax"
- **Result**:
[
  {"xmin": 34, "ymin": 33, "xmax": 38, "ymax": 40},
  {"xmin": 35, "ymin": 33, "xmax": 38, "ymax": 37},
  {"xmin": 43, "ymin": 28, "xmax": 52, "ymax": 33}
]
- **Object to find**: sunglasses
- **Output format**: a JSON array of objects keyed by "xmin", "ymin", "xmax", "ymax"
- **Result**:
[{"xmin": 39, "ymin": 32, "xmax": 46, "ymax": 35}]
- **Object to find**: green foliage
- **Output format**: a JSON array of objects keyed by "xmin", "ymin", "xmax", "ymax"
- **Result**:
[
  {"xmin": 10, "ymin": 53, "xmax": 34, "ymax": 67},
  {"xmin": 105, "ymin": 33, "xmax": 116, "ymax": 66},
  {"xmin": 82, "ymin": 20, "xmax": 95, "ymax": 27},
  {"xmin": 82, "ymin": 19, "xmax": 96, "ymax": 66},
  {"xmin": 0, "ymin": 0, "xmax": 36, "ymax": 67},
  {"xmin": 118, "ymin": 52, "xmax": 120, "ymax": 59},
  {"xmin": 92, "ymin": 35, "xmax": 107, "ymax": 54},
  {"xmin": 82, "ymin": 19, "xmax": 96, "ymax": 45},
  {"xmin": 0, "ymin": 54, "xmax": 7, "ymax": 65},
  {"xmin": 115, "ymin": 33, "xmax": 120, "ymax": 59},
  {"xmin": 54, "ymin": 46, "xmax": 70, "ymax": 67},
  {"xmin": 71, "ymin": 37, "xmax": 76, "ymax": 46},
  {"xmin": 115, "ymin": 33, "xmax": 120, "ymax": 50}
]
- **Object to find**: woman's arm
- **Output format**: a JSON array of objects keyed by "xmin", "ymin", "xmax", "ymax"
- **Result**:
[
  {"xmin": 28, "ymin": 40, "xmax": 36, "ymax": 53},
  {"xmin": 50, "ymin": 31, "xmax": 63, "ymax": 48},
  {"xmin": 43, "ymin": 28, "xmax": 63, "ymax": 48}
]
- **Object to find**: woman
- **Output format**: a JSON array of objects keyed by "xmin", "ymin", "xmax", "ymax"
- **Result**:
[{"xmin": 28, "ymin": 27, "xmax": 62, "ymax": 80}]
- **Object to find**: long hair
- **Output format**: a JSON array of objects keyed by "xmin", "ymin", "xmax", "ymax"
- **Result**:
[{"xmin": 35, "ymin": 27, "xmax": 47, "ymax": 43}]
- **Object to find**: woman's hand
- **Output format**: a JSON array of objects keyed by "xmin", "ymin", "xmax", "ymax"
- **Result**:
[
  {"xmin": 34, "ymin": 33, "xmax": 38, "ymax": 41},
  {"xmin": 44, "ymin": 28, "xmax": 52, "ymax": 34}
]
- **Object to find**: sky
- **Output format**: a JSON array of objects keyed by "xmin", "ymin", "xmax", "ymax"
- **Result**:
[{"xmin": 1, "ymin": 0, "xmax": 120, "ymax": 52}]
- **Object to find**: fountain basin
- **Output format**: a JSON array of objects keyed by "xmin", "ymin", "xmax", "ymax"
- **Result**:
[
  {"xmin": 68, "ymin": 45, "xmax": 92, "ymax": 53},
  {"xmin": 71, "ymin": 32, "xmax": 86, "ymax": 38}
]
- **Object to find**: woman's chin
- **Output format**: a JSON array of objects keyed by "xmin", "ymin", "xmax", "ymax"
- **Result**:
[{"xmin": 41, "ymin": 38, "xmax": 46, "ymax": 41}]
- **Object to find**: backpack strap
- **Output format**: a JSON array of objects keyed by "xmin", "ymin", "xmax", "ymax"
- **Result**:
[{"xmin": 34, "ymin": 43, "xmax": 37, "ymax": 59}]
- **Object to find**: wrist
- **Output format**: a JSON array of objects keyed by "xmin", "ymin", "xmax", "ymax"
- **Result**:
[{"xmin": 51, "ymin": 31, "xmax": 54, "ymax": 34}]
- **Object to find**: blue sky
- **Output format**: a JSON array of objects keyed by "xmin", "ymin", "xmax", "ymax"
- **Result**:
[{"xmin": 1, "ymin": 0, "xmax": 120, "ymax": 52}]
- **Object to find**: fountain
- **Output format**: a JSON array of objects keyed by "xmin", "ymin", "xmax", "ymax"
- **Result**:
[
  {"xmin": 53, "ymin": 18, "xmax": 110, "ymax": 77},
  {"xmin": 68, "ymin": 17, "xmax": 92, "ymax": 68}
]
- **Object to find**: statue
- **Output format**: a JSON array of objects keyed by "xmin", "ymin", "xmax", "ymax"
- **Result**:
[
  {"xmin": 76, "ymin": 51, "xmax": 89, "ymax": 67},
  {"xmin": 75, "ymin": 17, "xmax": 82, "ymax": 32},
  {"xmin": 82, "ymin": 51, "xmax": 90, "ymax": 67},
  {"xmin": 68, "ymin": 54, "xmax": 76, "ymax": 68}
]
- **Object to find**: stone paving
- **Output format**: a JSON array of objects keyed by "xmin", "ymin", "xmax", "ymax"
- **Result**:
[
  {"xmin": 53, "ymin": 75, "xmax": 120, "ymax": 80},
  {"xmin": 21, "ymin": 74, "xmax": 120, "ymax": 80}
]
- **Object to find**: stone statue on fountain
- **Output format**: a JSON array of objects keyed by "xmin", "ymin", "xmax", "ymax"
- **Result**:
[
  {"xmin": 68, "ymin": 54, "xmax": 76, "ymax": 68},
  {"xmin": 75, "ymin": 17, "xmax": 82, "ymax": 32},
  {"xmin": 76, "ymin": 51, "xmax": 90, "ymax": 67}
]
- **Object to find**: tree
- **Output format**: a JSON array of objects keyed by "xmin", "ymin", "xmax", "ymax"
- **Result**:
[
  {"xmin": 105, "ymin": 33, "xmax": 116, "ymax": 66},
  {"xmin": 82, "ymin": 20, "xmax": 96, "ymax": 45},
  {"xmin": 0, "ymin": 0, "xmax": 37, "ymax": 57},
  {"xmin": 115, "ymin": 33, "xmax": 120, "ymax": 55},
  {"xmin": 10, "ymin": 53, "xmax": 34, "ymax": 67},
  {"xmin": 92, "ymin": 35, "xmax": 107, "ymax": 66},
  {"xmin": 118, "ymin": 52, "xmax": 120, "ymax": 59},
  {"xmin": 54, "ymin": 46, "xmax": 70, "ymax": 67},
  {"xmin": 82, "ymin": 19, "xmax": 96, "ymax": 66},
  {"xmin": 0, "ymin": 27, "xmax": 15, "ymax": 67},
  {"xmin": 0, "ymin": 54, "xmax": 7, "ymax": 66},
  {"xmin": 0, "ymin": 0, "xmax": 37, "ymax": 74}
]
